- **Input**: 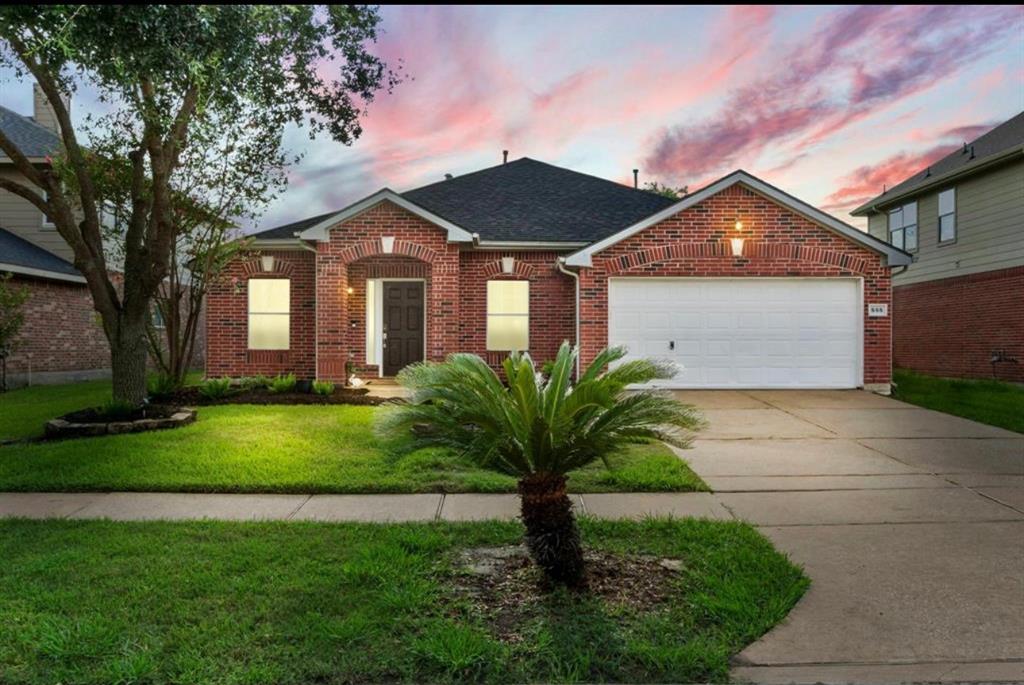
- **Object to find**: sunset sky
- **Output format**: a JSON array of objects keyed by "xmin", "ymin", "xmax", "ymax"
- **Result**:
[{"xmin": 2, "ymin": 5, "xmax": 1022, "ymax": 232}]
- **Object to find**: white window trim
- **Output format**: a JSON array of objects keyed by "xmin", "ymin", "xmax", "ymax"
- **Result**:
[
  {"xmin": 937, "ymin": 188, "xmax": 957, "ymax": 244},
  {"xmin": 247, "ymin": 278, "xmax": 291, "ymax": 351},
  {"xmin": 887, "ymin": 201, "xmax": 917, "ymax": 252},
  {"xmin": 41, "ymin": 191, "xmax": 55, "ymax": 228},
  {"xmin": 486, "ymin": 279, "xmax": 530, "ymax": 352}
]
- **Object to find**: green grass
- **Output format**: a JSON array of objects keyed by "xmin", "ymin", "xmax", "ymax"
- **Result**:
[
  {"xmin": 0, "ymin": 379, "xmax": 112, "ymax": 441},
  {"xmin": 893, "ymin": 369, "xmax": 1024, "ymax": 434},
  {"xmin": 0, "ymin": 517, "xmax": 808, "ymax": 684},
  {"xmin": 0, "ymin": 403, "xmax": 707, "ymax": 494}
]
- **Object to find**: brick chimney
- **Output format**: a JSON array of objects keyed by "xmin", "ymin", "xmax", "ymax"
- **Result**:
[{"xmin": 32, "ymin": 82, "xmax": 67, "ymax": 134}]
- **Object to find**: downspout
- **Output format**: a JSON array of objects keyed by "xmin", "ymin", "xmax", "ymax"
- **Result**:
[{"xmin": 555, "ymin": 257, "xmax": 581, "ymax": 378}]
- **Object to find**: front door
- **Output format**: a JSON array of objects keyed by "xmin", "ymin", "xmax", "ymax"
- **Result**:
[{"xmin": 382, "ymin": 281, "xmax": 425, "ymax": 376}]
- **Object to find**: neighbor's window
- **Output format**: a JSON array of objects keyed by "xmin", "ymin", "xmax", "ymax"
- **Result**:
[
  {"xmin": 888, "ymin": 201, "xmax": 917, "ymax": 251},
  {"xmin": 938, "ymin": 188, "xmax": 956, "ymax": 243},
  {"xmin": 486, "ymin": 280, "xmax": 529, "ymax": 351},
  {"xmin": 248, "ymin": 278, "xmax": 290, "ymax": 350},
  {"xmin": 41, "ymin": 191, "xmax": 55, "ymax": 228}
]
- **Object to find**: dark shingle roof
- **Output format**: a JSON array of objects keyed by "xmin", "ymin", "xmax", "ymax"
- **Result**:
[
  {"xmin": 401, "ymin": 158, "xmax": 677, "ymax": 242},
  {"xmin": 0, "ymin": 105, "xmax": 62, "ymax": 159},
  {"xmin": 250, "ymin": 158, "xmax": 678, "ymax": 243},
  {"xmin": 0, "ymin": 227, "xmax": 81, "ymax": 277},
  {"xmin": 853, "ymin": 111, "xmax": 1024, "ymax": 214}
]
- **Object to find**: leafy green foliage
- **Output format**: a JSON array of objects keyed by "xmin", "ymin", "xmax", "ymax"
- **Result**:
[
  {"xmin": 268, "ymin": 373, "xmax": 297, "ymax": 394},
  {"xmin": 0, "ymin": 518, "xmax": 807, "ymax": 684},
  {"xmin": 146, "ymin": 373, "xmax": 179, "ymax": 399},
  {"xmin": 198, "ymin": 377, "xmax": 232, "ymax": 400},
  {"xmin": 237, "ymin": 375, "xmax": 270, "ymax": 391},
  {"xmin": 98, "ymin": 399, "xmax": 137, "ymax": 421},
  {"xmin": 642, "ymin": 180, "xmax": 688, "ymax": 199},
  {"xmin": 379, "ymin": 343, "xmax": 705, "ymax": 478},
  {"xmin": 312, "ymin": 380, "xmax": 336, "ymax": 396}
]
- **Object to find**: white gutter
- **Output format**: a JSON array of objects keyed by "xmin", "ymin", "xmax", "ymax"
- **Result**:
[
  {"xmin": 477, "ymin": 240, "xmax": 589, "ymax": 251},
  {"xmin": 555, "ymin": 256, "xmax": 581, "ymax": 378},
  {"xmin": 0, "ymin": 263, "xmax": 85, "ymax": 283}
]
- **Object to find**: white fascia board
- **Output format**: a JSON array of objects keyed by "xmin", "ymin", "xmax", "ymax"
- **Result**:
[
  {"xmin": 0, "ymin": 262, "xmax": 86, "ymax": 283},
  {"xmin": 475, "ymin": 240, "xmax": 589, "ymax": 251},
  {"xmin": 296, "ymin": 188, "xmax": 475, "ymax": 243},
  {"xmin": 564, "ymin": 170, "xmax": 912, "ymax": 268}
]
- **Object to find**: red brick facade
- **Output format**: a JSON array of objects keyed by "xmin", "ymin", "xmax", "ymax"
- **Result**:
[
  {"xmin": 577, "ymin": 185, "xmax": 892, "ymax": 385},
  {"xmin": 893, "ymin": 265, "xmax": 1024, "ymax": 382},
  {"xmin": 6, "ymin": 276, "xmax": 110, "ymax": 384},
  {"xmin": 207, "ymin": 187, "xmax": 895, "ymax": 387}
]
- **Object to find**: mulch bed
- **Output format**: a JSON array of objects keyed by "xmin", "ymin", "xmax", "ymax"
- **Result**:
[
  {"xmin": 451, "ymin": 545, "xmax": 683, "ymax": 643},
  {"xmin": 157, "ymin": 386, "xmax": 394, "ymax": 407}
]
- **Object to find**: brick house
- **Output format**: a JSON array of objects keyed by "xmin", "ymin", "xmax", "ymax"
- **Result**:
[
  {"xmin": 0, "ymin": 89, "xmax": 110, "ymax": 387},
  {"xmin": 207, "ymin": 159, "xmax": 911, "ymax": 392},
  {"xmin": 852, "ymin": 111, "xmax": 1023, "ymax": 382}
]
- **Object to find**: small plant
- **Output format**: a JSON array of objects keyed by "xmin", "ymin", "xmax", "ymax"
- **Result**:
[
  {"xmin": 147, "ymin": 373, "xmax": 179, "ymax": 399},
  {"xmin": 268, "ymin": 373, "xmax": 297, "ymax": 394},
  {"xmin": 238, "ymin": 375, "xmax": 270, "ymax": 391},
  {"xmin": 199, "ymin": 377, "xmax": 233, "ymax": 399},
  {"xmin": 98, "ymin": 399, "xmax": 138, "ymax": 421},
  {"xmin": 312, "ymin": 380, "xmax": 335, "ymax": 396}
]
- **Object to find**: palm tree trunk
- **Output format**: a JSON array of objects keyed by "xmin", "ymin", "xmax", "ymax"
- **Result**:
[{"xmin": 518, "ymin": 473, "xmax": 584, "ymax": 586}]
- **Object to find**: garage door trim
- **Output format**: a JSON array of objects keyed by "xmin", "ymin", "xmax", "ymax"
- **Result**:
[{"xmin": 607, "ymin": 276, "xmax": 864, "ymax": 389}]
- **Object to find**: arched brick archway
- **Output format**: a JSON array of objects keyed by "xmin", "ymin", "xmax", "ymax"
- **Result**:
[
  {"xmin": 605, "ymin": 242, "xmax": 873, "ymax": 277},
  {"xmin": 312, "ymin": 202, "xmax": 462, "ymax": 382}
]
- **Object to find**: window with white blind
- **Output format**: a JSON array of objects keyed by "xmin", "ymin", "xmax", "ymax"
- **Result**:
[
  {"xmin": 888, "ymin": 201, "xmax": 917, "ymax": 251},
  {"xmin": 248, "ymin": 279, "xmax": 290, "ymax": 350},
  {"xmin": 938, "ymin": 188, "xmax": 956, "ymax": 243},
  {"xmin": 486, "ymin": 280, "xmax": 529, "ymax": 351}
]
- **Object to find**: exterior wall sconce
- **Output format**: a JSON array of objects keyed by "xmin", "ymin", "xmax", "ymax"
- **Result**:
[
  {"xmin": 346, "ymin": 286, "xmax": 354, "ymax": 295},
  {"xmin": 381, "ymin": 236, "xmax": 395, "ymax": 254},
  {"xmin": 730, "ymin": 218, "xmax": 745, "ymax": 256},
  {"xmin": 260, "ymin": 255, "xmax": 275, "ymax": 272},
  {"xmin": 501, "ymin": 256, "xmax": 515, "ymax": 274}
]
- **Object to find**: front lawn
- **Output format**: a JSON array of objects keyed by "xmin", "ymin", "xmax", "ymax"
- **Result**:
[
  {"xmin": 0, "ymin": 518, "xmax": 807, "ymax": 684},
  {"xmin": 893, "ymin": 369, "xmax": 1024, "ymax": 434},
  {"xmin": 0, "ymin": 403, "xmax": 707, "ymax": 494},
  {"xmin": 0, "ymin": 379, "xmax": 111, "ymax": 442}
]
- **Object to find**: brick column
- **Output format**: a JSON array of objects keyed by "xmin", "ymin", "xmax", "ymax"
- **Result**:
[{"xmin": 316, "ymin": 245, "xmax": 348, "ymax": 382}]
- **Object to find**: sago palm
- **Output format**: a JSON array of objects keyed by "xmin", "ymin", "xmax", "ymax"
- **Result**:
[{"xmin": 377, "ymin": 342, "xmax": 704, "ymax": 587}]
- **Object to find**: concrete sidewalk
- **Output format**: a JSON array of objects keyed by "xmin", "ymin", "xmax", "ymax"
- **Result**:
[{"xmin": 0, "ymin": 490, "xmax": 731, "ymax": 522}]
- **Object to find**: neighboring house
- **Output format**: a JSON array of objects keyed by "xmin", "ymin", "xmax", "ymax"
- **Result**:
[
  {"xmin": 852, "ymin": 112, "xmax": 1023, "ymax": 382},
  {"xmin": 0, "ymin": 86, "xmax": 110, "ymax": 386},
  {"xmin": 208, "ymin": 158, "xmax": 910, "ymax": 392}
]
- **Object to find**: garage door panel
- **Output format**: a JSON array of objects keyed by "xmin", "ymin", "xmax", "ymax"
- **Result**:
[{"xmin": 608, "ymin": 278, "xmax": 860, "ymax": 389}]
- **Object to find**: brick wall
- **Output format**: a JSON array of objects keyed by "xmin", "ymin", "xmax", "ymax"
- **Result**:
[
  {"xmin": 893, "ymin": 265, "xmax": 1023, "ymax": 382},
  {"xmin": 578, "ymin": 184, "xmax": 893, "ymax": 385},
  {"xmin": 205, "ymin": 250, "xmax": 317, "ymax": 378},
  {"xmin": 5, "ymin": 275, "xmax": 109, "ymax": 383}
]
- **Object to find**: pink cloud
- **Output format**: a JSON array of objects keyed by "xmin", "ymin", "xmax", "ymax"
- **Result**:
[{"xmin": 643, "ymin": 5, "xmax": 1021, "ymax": 185}]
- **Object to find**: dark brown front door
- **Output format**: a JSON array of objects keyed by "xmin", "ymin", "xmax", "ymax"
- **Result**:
[{"xmin": 382, "ymin": 281, "xmax": 425, "ymax": 376}]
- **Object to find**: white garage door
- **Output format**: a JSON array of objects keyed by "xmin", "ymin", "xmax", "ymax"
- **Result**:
[{"xmin": 608, "ymin": 278, "xmax": 861, "ymax": 389}]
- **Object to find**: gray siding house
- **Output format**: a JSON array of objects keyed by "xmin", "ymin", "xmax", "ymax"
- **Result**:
[{"xmin": 851, "ymin": 111, "xmax": 1023, "ymax": 382}]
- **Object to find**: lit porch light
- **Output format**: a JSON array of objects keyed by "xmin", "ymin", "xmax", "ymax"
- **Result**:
[
  {"xmin": 729, "ymin": 217, "xmax": 746, "ymax": 256},
  {"xmin": 346, "ymin": 286, "xmax": 354, "ymax": 295}
]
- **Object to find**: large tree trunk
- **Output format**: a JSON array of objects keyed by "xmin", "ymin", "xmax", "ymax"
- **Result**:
[
  {"xmin": 518, "ymin": 473, "xmax": 585, "ymax": 587},
  {"xmin": 110, "ymin": 314, "xmax": 150, "ymax": 407}
]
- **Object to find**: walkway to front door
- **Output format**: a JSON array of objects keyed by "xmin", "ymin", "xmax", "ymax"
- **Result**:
[{"xmin": 382, "ymin": 281, "xmax": 424, "ymax": 376}]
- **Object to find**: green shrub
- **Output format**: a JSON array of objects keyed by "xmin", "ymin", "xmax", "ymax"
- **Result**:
[
  {"xmin": 312, "ymin": 380, "xmax": 335, "ymax": 396},
  {"xmin": 199, "ymin": 377, "xmax": 233, "ymax": 399},
  {"xmin": 147, "ymin": 373, "xmax": 179, "ymax": 399},
  {"xmin": 238, "ymin": 375, "xmax": 270, "ymax": 391},
  {"xmin": 98, "ymin": 399, "xmax": 138, "ymax": 421},
  {"xmin": 268, "ymin": 373, "xmax": 297, "ymax": 394}
]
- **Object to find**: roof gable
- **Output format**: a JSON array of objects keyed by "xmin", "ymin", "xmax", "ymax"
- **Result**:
[
  {"xmin": 564, "ymin": 170, "xmax": 912, "ymax": 268},
  {"xmin": 0, "ymin": 105, "xmax": 61, "ymax": 160},
  {"xmin": 852, "ymin": 111, "xmax": 1024, "ymax": 215},
  {"xmin": 295, "ymin": 189, "xmax": 474, "ymax": 243},
  {"xmin": 0, "ymin": 227, "xmax": 84, "ymax": 282}
]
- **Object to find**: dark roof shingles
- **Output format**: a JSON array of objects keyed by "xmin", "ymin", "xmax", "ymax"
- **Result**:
[
  {"xmin": 249, "ymin": 158, "xmax": 677, "ymax": 243},
  {"xmin": 0, "ymin": 227, "xmax": 80, "ymax": 277},
  {"xmin": 0, "ymin": 105, "xmax": 62, "ymax": 159}
]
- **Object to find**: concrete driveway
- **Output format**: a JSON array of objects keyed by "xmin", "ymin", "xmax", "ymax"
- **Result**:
[{"xmin": 671, "ymin": 389, "xmax": 1024, "ymax": 684}]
